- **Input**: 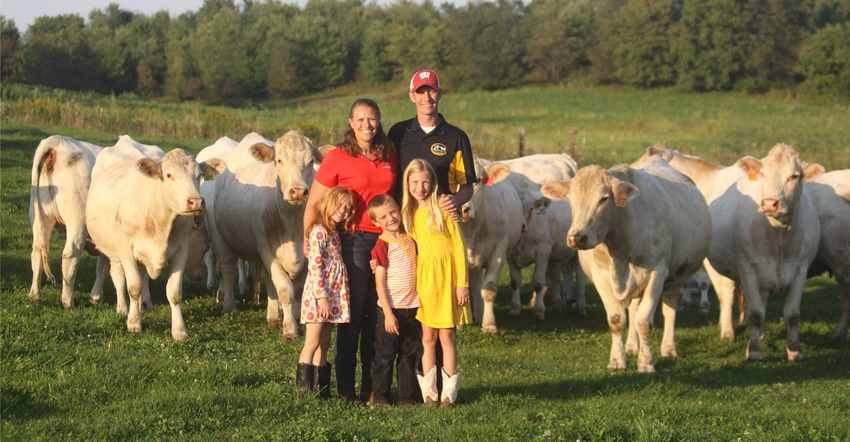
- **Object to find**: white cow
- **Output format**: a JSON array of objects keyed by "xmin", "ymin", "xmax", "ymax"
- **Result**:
[
  {"xmin": 542, "ymin": 157, "xmax": 711, "ymax": 372},
  {"xmin": 804, "ymin": 170, "xmax": 850, "ymax": 339},
  {"xmin": 635, "ymin": 143, "xmax": 823, "ymax": 361},
  {"xmin": 29, "ymin": 135, "xmax": 105, "ymax": 308},
  {"xmin": 679, "ymin": 266, "xmax": 711, "ymax": 314},
  {"xmin": 86, "ymin": 135, "xmax": 219, "ymax": 340},
  {"xmin": 459, "ymin": 158, "xmax": 524, "ymax": 334},
  {"xmin": 212, "ymin": 130, "xmax": 321, "ymax": 340},
  {"xmin": 195, "ymin": 135, "xmax": 255, "ymax": 294},
  {"xmin": 497, "ymin": 153, "xmax": 579, "ymax": 187},
  {"xmin": 500, "ymin": 168, "xmax": 586, "ymax": 320}
]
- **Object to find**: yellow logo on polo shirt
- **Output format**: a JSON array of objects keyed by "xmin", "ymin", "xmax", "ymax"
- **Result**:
[{"xmin": 430, "ymin": 143, "xmax": 447, "ymax": 156}]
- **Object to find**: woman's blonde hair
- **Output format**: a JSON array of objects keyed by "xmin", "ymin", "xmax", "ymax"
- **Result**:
[
  {"xmin": 401, "ymin": 159, "xmax": 444, "ymax": 236},
  {"xmin": 307, "ymin": 186, "xmax": 356, "ymax": 235}
]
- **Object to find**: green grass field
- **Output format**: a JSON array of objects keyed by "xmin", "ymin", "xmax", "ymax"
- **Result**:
[{"xmin": 2, "ymin": 87, "xmax": 849, "ymax": 441}]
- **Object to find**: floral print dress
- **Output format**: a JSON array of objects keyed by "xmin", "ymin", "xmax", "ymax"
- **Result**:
[{"xmin": 300, "ymin": 225, "xmax": 350, "ymax": 324}]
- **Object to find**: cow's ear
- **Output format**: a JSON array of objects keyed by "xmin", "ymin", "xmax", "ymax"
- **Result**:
[
  {"xmin": 484, "ymin": 163, "xmax": 511, "ymax": 185},
  {"xmin": 737, "ymin": 156, "xmax": 762, "ymax": 181},
  {"xmin": 249, "ymin": 143, "xmax": 275, "ymax": 163},
  {"xmin": 802, "ymin": 162, "xmax": 825, "ymax": 180},
  {"xmin": 541, "ymin": 181, "xmax": 571, "ymax": 200},
  {"xmin": 610, "ymin": 178, "xmax": 639, "ymax": 207},
  {"xmin": 316, "ymin": 145, "xmax": 335, "ymax": 163},
  {"xmin": 201, "ymin": 158, "xmax": 226, "ymax": 180},
  {"xmin": 136, "ymin": 158, "xmax": 162, "ymax": 179}
]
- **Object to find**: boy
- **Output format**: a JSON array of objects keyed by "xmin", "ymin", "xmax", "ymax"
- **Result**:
[{"xmin": 367, "ymin": 194, "xmax": 421, "ymax": 407}]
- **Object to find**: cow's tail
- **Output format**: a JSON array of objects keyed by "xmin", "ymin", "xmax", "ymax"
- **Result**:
[{"xmin": 33, "ymin": 147, "xmax": 58, "ymax": 284}]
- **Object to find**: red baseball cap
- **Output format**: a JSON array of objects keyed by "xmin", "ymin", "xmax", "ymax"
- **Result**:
[{"xmin": 409, "ymin": 69, "xmax": 441, "ymax": 92}]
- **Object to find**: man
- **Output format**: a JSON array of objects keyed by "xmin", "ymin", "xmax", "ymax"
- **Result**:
[{"xmin": 388, "ymin": 69, "xmax": 478, "ymax": 213}]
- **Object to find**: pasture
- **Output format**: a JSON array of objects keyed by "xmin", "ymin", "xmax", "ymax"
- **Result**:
[{"xmin": 2, "ymin": 87, "xmax": 849, "ymax": 440}]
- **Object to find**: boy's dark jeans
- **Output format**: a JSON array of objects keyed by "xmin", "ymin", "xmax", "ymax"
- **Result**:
[{"xmin": 372, "ymin": 307, "xmax": 422, "ymax": 404}]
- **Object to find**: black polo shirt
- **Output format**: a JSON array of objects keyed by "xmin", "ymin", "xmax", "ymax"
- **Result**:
[{"xmin": 388, "ymin": 113, "xmax": 478, "ymax": 201}]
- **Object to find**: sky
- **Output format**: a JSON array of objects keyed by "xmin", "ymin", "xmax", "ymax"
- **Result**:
[{"xmin": 2, "ymin": 0, "xmax": 470, "ymax": 30}]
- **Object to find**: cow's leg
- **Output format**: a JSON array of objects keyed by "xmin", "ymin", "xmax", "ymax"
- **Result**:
[
  {"xmin": 783, "ymin": 271, "xmax": 808, "ymax": 362},
  {"xmin": 122, "ymin": 260, "xmax": 144, "ymax": 334},
  {"xmin": 831, "ymin": 276, "xmax": 850, "ymax": 340},
  {"xmin": 29, "ymin": 215, "xmax": 56, "ymax": 303},
  {"xmin": 704, "ymin": 259, "xmax": 736, "ymax": 339},
  {"xmin": 699, "ymin": 286, "xmax": 711, "ymax": 315},
  {"xmin": 574, "ymin": 260, "xmax": 587, "ymax": 317},
  {"xmin": 660, "ymin": 290, "xmax": 679, "ymax": 359},
  {"xmin": 625, "ymin": 298, "xmax": 639, "ymax": 355},
  {"xmin": 165, "ymin": 250, "xmax": 189, "ymax": 340},
  {"xmin": 507, "ymin": 256, "xmax": 523, "ymax": 318},
  {"xmin": 110, "ymin": 259, "xmax": 129, "ymax": 315},
  {"xmin": 216, "ymin": 245, "xmax": 238, "ymax": 312},
  {"xmin": 204, "ymin": 247, "xmax": 217, "ymax": 291},
  {"xmin": 141, "ymin": 273, "xmax": 154, "ymax": 312},
  {"xmin": 268, "ymin": 261, "xmax": 296, "ymax": 340},
  {"xmin": 89, "ymin": 254, "xmax": 109, "ymax": 304},
  {"xmin": 633, "ymin": 271, "xmax": 666, "ymax": 373},
  {"xmin": 740, "ymin": 271, "xmax": 766, "ymax": 362},
  {"xmin": 598, "ymin": 290, "xmax": 627, "ymax": 371},
  {"xmin": 531, "ymin": 258, "xmax": 549, "ymax": 321},
  {"xmin": 481, "ymin": 253, "xmax": 508, "ymax": 334},
  {"xmin": 469, "ymin": 268, "xmax": 484, "ymax": 324},
  {"xmin": 238, "ymin": 258, "xmax": 251, "ymax": 296},
  {"xmin": 59, "ymin": 221, "xmax": 86, "ymax": 309}
]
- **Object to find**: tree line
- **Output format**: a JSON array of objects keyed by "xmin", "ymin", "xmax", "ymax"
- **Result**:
[{"xmin": 2, "ymin": 0, "xmax": 849, "ymax": 104}]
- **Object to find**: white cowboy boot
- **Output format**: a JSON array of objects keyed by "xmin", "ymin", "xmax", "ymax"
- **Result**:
[
  {"xmin": 440, "ymin": 368, "xmax": 463, "ymax": 408},
  {"xmin": 416, "ymin": 366, "xmax": 439, "ymax": 406}
]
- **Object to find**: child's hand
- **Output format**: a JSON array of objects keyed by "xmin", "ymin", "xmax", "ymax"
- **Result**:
[
  {"xmin": 317, "ymin": 298, "xmax": 330, "ymax": 320},
  {"xmin": 303, "ymin": 240, "xmax": 311, "ymax": 257},
  {"xmin": 369, "ymin": 259, "xmax": 378, "ymax": 274},
  {"xmin": 456, "ymin": 287, "xmax": 470, "ymax": 306},
  {"xmin": 384, "ymin": 312, "xmax": 399, "ymax": 336}
]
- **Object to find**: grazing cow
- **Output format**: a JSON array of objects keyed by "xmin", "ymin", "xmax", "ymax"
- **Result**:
[
  {"xmin": 459, "ymin": 158, "xmax": 524, "ymax": 334},
  {"xmin": 500, "ymin": 168, "xmax": 586, "ymax": 320},
  {"xmin": 680, "ymin": 266, "xmax": 711, "ymax": 314},
  {"xmin": 542, "ymin": 157, "xmax": 711, "ymax": 372},
  {"xmin": 29, "ymin": 135, "xmax": 104, "ymax": 308},
  {"xmin": 804, "ymin": 170, "xmax": 850, "ymax": 339},
  {"xmin": 86, "ymin": 135, "xmax": 219, "ymax": 340},
  {"xmin": 212, "ymin": 131, "xmax": 321, "ymax": 340},
  {"xmin": 635, "ymin": 143, "xmax": 823, "ymax": 361}
]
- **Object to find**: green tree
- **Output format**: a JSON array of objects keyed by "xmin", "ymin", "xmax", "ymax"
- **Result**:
[
  {"xmin": 609, "ymin": 0, "xmax": 679, "ymax": 88},
  {"xmin": 444, "ymin": 0, "xmax": 527, "ymax": 91},
  {"xmin": 1, "ymin": 17, "xmax": 22, "ymax": 82},
  {"xmin": 125, "ymin": 11, "xmax": 171, "ymax": 96},
  {"xmin": 87, "ymin": 4, "xmax": 137, "ymax": 94},
  {"xmin": 798, "ymin": 23, "xmax": 850, "ymax": 103},
  {"xmin": 381, "ymin": 0, "xmax": 445, "ymax": 81},
  {"xmin": 20, "ymin": 15, "xmax": 100, "ymax": 91},
  {"xmin": 523, "ymin": 0, "xmax": 596, "ymax": 84},
  {"xmin": 164, "ymin": 13, "xmax": 202, "ymax": 99}
]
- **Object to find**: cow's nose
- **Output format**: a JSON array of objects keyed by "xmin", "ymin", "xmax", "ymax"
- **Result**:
[
  {"xmin": 761, "ymin": 198, "xmax": 780, "ymax": 213},
  {"xmin": 187, "ymin": 197, "xmax": 204, "ymax": 212},
  {"xmin": 289, "ymin": 187, "xmax": 307, "ymax": 200},
  {"xmin": 568, "ymin": 233, "xmax": 587, "ymax": 249}
]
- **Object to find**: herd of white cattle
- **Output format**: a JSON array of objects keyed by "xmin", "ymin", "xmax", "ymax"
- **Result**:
[{"xmin": 28, "ymin": 133, "xmax": 849, "ymax": 372}]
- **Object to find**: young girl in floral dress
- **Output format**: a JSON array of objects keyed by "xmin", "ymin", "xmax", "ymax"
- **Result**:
[
  {"xmin": 297, "ymin": 186, "xmax": 356, "ymax": 398},
  {"xmin": 400, "ymin": 159, "xmax": 471, "ymax": 408}
]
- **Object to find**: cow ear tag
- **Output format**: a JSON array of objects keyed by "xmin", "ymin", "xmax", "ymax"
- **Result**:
[
  {"xmin": 616, "ymin": 195, "xmax": 627, "ymax": 207},
  {"xmin": 203, "ymin": 167, "xmax": 217, "ymax": 181},
  {"xmin": 747, "ymin": 168, "xmax": 758, "ymax": 181},
  {"xmin": 483, "ymin": 176, "xmax": 496, "ymax": 187}
]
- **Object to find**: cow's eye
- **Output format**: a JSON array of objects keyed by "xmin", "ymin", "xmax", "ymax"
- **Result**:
[
  {"xmin": 166, "ymin": 173, "xmax": 172, "ymax": 179},
  {"xmin": 788, "ymin": 173, "xmax": 800, "ymax": 182},
  {"xmin": 599, "ymin": 196, "xmax": 609, "ymax": 205}
]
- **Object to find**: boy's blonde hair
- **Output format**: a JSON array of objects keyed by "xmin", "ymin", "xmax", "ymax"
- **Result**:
[
  {"xmin": 401, "ymin": 159, "xmax": 445, "ymax": 236},
  {"xmin": 367, "ymin": 194, "xmax": 399, "ymax": 222}
]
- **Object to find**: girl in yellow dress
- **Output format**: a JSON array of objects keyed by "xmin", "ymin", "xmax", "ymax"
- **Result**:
[{"xmin": 400, "ymin": 158, "xmax": 471, "ymax": 408}]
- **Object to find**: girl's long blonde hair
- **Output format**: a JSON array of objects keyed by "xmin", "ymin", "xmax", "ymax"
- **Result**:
[
  {"xmin": 306, "ymin": 186, "xmax": 356, "ymax": 236},
  {"xmin": 401, "ymin": 159, "xmax": 445, "ymax": 236}
]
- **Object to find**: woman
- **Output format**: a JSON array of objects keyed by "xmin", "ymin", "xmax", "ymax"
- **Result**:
[{"xmin": 303, "ymin": 98, "xmax": 397, "ymax": 403}]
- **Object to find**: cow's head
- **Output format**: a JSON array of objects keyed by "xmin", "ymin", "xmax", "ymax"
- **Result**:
[
  {"xmin": 138, "ymin": 148, "xmax": 207, "ymax": 216},
  {"xmin": 543, "ymin": 165, "xmax": 639, "ymax": 250},
  {"xmin": 738, "ymin": 143, "xmax": 823, "ymax": 225},
  {"xmin": 461, "ymin": 157, "xmax": 511, "ymax": 222}
]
